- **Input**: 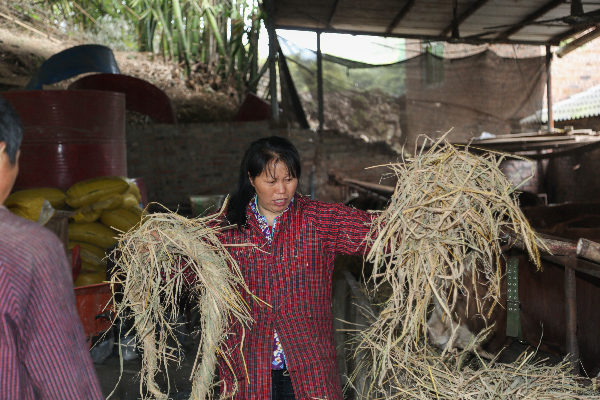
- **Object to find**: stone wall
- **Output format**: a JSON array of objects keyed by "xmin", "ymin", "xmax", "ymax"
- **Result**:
[{"xmin": 126, "ymin": 121, "xmax": 400, "ymax": 208}]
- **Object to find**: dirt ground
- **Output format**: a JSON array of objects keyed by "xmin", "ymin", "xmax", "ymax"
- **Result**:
[{"xmin": 0, "ymin": 24, "xmax": 240, "ymax": 123}]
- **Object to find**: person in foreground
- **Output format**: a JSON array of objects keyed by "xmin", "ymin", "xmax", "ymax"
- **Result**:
[
  {"xmin": 216, "ymin": 136, "xmax": 374, "ymax": 400},
  {"xmin": 0, "ymin": 96, "xmax": 104, "ymax": 399}
]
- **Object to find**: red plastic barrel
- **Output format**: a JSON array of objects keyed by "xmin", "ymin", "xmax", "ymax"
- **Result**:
[{"xmin": 3, "ymin": 90, "xmax": 126, "ymax": 191}]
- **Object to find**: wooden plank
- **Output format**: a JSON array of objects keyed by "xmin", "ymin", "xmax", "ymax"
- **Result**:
[
  {"xmin": 342, "ymin": 178, "xmax": 395, "ymax": 194},
  {"xmin": 506, "ymin": 230, "xmax": 578, "ymax": 257},
  {"xmin": 385, "ymin": 0, "xmax": 416, "ymax": 35},
  {"xmin": 556, "ymin": 26, "xmax": 600, "ymax": 58},
  {"xmin": 440, "ymin": 0, "xmax": 491, "ymax": 37},
  {"xmin": 327, "ymin": 0, "xmax": 342, "ymax": 27},
  {"xmin": 474, "ymin": 136, "xmax": 577, "ymax": 145},
  {"xmin": 542, "ymin": 255, "xmax": 600, "ymax": 280},
  {"xmin": 564, "ymin": 265, "xmax": 580, "ymax": 374},
  {"xmin": 577, "ymin": 238, "xmax": 600, "ymax": 264}
]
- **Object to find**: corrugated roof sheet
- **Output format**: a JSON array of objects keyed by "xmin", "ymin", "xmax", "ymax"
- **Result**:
[
  {"xmin": 521, "ymin": 84, "xmax": 600, "ymax": 124},
  {"xmin": 271, "ymin": 0, "xmax": 600, "ymax": 45}
]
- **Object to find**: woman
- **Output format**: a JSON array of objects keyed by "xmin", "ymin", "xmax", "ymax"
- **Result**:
[{"xmin": 218, "ymin": 136, "xmax": 374, "ymax": 400}]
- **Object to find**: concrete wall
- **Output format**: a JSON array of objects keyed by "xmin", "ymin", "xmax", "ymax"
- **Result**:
[{"xmin": 126, "ymin": 121, "xmax": 400, "ymax": 208}]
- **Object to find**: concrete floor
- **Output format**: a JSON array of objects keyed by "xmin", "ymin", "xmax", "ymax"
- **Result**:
[{"xmin": 94, "ymin": 339, "xmax": 198, "ymax": 400}]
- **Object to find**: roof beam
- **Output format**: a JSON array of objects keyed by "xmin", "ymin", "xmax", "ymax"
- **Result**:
[
  {"xmin": 549, "ymin": 25, "xmax": 592, "ymax": 45},
  {"xmin": 556, "ymin": 26, "xmax": 600, "ymax": 57},
  {"xmin": 440, "ymin": 0, "xmax": 490, "ymax": 37},
  {"xmin": 496, "ymin": 0, "xmax": 564, "ymax": 40},
  {"xmin": 327, "ymin": 0, "xmax": 341, "ymax": 28},
  {"xmin": 274, "ymin": 24, "xmax": 549, "ymax": 46},
  {"xmin": 385, "ymin": 0, "xmax": 416, "ymax": 35}
]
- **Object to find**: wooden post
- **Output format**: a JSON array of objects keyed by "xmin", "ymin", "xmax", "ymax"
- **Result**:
[
  {"xmin": 317, "ymin": 30, "xmax": 324, "ymax": 131},
  {"xmin": 564, "ymin": 265, "xmax": 580, "ymax": 374},
  {"xmin": 577, "ymin": 238, "xmax": 600, "ymax": 263},
  {"xmin": 265, "ymin": 0, "xmax": 279, "ymax": 121},
  {"xmin": 546, "ymin": 45, "xmax": 554, "ymax": 132}
]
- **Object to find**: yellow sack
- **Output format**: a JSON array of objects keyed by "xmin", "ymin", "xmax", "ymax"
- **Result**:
[
  {"xmin": 68, "ymin": 222, "xmax": 117, "ymax": 249},
  {"xmin": 71, "ymin": 208, "xmax": 102, "ymax": 224},
  {"xmin": 71, "ymin": 193, "xmax": 124, "ymax": 223},
  {"xmin": 81, "ymin": 260, "xmax": 105, "ymax": 273},
  {"xmin": 74, "ymin": 270, "xmax": 106, "ymax": 287},
  {"xmin": 6, "ymin": 197, "xmax": 54, "ymax": 224},
  {"xmin": 9, "ymin": 207, "xmax": 29, "ymax": 219},
  {"xmin": 124, "ymin": 178, "xmax": 142, "ymax": 202},
  {"xmin": 68, "ymin": 241, "xmax": 107, "ymax": 266},
  {"xmin": 66, "ymin": 176, "xmax": 129, "ymax": 208},
  {"xmin": 5, "ymin": 188, "xmax": 66, "ymax": 210},
  {"xmin": 128, "ymin": 205, "xmax": 144, "ymax": 217},
  {"xmin": 122, "ymin": 193, "xmax": 140, "ymax": 209},
  {"xmin": 100, "ymin": 208, "xmax": 141, "ymax": 233}
]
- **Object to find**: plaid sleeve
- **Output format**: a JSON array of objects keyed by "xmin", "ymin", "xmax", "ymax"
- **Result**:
[{"xmin": 316, "ymin": 201, "xmax": 375, "ymax": 256}]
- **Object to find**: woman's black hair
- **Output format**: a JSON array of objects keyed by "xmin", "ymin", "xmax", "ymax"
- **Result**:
[{"xmin": 226, "ymin": 136, "xmax": 301, "ymax": 228}]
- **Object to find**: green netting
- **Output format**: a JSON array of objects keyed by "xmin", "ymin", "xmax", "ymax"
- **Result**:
[{"xmin": 279, "ymin": 37, "xmax": 546, "ymax": 153}]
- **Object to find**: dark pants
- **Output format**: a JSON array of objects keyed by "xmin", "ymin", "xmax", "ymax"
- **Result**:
[{"xmin": 272, "ymin": 368, "xmax": 295, "ymax": 400}]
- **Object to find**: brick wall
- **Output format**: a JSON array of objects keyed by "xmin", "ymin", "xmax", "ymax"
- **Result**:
[
  {"xmin": 550, "ymin": 37, "xmax": 600, "ymax": 104},
  {"xmin": 126, "ymin": 121, "xmax": 400, "ymax": 208},
  {"xmin": 500, "ymin": 159, "xmax": 540, "ymax": 193}
]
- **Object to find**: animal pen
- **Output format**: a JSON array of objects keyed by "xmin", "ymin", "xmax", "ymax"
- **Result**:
[{"xmin": 109, "ymin": 0, "xmax": 600, "ymax": 398}]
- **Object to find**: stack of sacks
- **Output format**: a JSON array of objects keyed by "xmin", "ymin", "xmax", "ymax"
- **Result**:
[
  {"xmin": 67, "ymin": 177, "xmax": 145, "ymax": 287},
  {"xmin": 4, "ymin": 187, "xmax": 65, "ymax": 223},
  {"xmin": 4, "ymin": 177, "xmax": 146, "ymax": 287}
]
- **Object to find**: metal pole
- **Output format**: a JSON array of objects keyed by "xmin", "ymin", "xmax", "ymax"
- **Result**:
[
  {"xmin": 546, "ymin": 45, "xmax": 553, "ymax": 132},
  {"xmin": 266, "ymin": 0, "xmax": 279, "ymax": 121},
  {"xmin": 317, "ymin": 30, "xmax": 324, "ymax": 131},
  {"xmin": 565, "ymin": 266, "xmax": 580, "ymax": 374},
  {"xmin": 310, "ymin": 164, "xmax": 316, "ymax": 199}
]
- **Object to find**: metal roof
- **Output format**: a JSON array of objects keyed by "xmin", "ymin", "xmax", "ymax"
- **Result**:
[
  {"xmin": 521, "ymin": 84, "xmax": 600, "ymax": 124},
  {"xmin": 270, "ymin": 0, "xmax": 600, "ymax": 46}
]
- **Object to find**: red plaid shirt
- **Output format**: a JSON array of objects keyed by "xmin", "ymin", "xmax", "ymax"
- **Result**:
[{"xmin": 218, "ymin": 196, "xmax": 373, "ymax": 400}]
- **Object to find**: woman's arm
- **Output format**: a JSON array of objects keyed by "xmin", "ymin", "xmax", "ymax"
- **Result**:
[{"xmin": 317, "ymin": 202, "xmax": 376, "ymax": 257}]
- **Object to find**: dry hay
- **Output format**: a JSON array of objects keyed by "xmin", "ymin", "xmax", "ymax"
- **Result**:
[
  {"xmin": 109, "ymin": 205, "xmax": 253, "ymax": 400},
  {"xmin": 353, "ymin": 136, "xmax": 597, "ymax": 399}
]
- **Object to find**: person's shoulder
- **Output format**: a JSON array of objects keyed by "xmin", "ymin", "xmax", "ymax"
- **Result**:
[{"xmin": 0, "ymin": 208, "xmax": 62, "ymax": 252}]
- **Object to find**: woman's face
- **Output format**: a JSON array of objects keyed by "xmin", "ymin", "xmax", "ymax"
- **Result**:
[{"xmin": 249, "ymin": 161, "xmax": 298, "ymax": 220}]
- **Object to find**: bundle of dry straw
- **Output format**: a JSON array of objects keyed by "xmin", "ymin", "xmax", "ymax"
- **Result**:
[
  {"xmin": 110, "ymin": 205, "xmax": 253, "ymax": 400},
  {"xmin": 354, "ymin": 136, "xmax": 597, "ymax": 398}
]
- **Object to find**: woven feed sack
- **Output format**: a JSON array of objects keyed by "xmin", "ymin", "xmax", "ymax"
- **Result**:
[
  {"xmin": 81, "ymin": 260, "xmax": 105, "ymax": 273},
  {"xmin": 71, "ymin": 193, "xmax": 124, "ymax": 223},
  {"xmin": 74, "ymin": 269, "xmax": 106, "ymax": 287},
  {"xmin": 100, "ymin": 208, "xmax": 141, "ymax": 233},
  {"xmin": 123, "ymin": 179, "xmax": 142, "ymax": 202},
  {"xmin": 68, "ymin": 241, "xmax": 107, "ymax": 266},
  {"xmin": 68, "ymin": 222, "xmax": 118, "ymax": 249},
  {"xmin": 6, "ymin": 197, "xmax": 46, "ymax": 221},
  {"xmin": 66, "ymin": 176, "xmax": 129, "ymax": 208},
  {"xmin": 5, "ymin": 188, "xmax": 66, "ymax": 209}
]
